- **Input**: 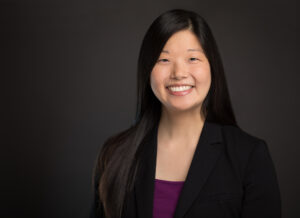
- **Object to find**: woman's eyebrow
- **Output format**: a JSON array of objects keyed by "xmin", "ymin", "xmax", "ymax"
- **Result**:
[
  {"xmin": 187, "ymin": 48, "xmax": 204, "ymax": 52},
  {"xmin": 161, "ymin": 48, "xmax": 204, "ymax": 53}
]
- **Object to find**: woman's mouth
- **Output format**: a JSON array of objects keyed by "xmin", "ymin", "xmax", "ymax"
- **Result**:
[{"xmin": 166, "ymin": 85, "xmax": 194, "ymax": 96}]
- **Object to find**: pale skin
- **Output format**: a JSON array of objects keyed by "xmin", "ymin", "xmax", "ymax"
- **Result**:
[{"xmin": 150, "ymin": 29, "xmax": 212, "ymax": 181}]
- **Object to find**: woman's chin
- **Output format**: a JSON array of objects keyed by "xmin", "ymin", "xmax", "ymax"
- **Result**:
[{"xmin": 165, "ymin": 104, "xmax": 201, "ymax": 113}]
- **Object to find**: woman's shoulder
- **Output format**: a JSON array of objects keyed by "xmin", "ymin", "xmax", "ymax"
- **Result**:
[
  {"xmin": 219, "ymin": 123, "xmax": 275, "ymax": 179},
  {"xmin": 219, "ymin": 123, "xmax": 269, "ymax": 156},
  {"xmin": 221, "ymin": 124, "xmax": 264, "ymax": 143}
]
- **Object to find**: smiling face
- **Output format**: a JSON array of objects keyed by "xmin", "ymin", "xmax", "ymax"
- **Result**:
[{"xmin": 150, "ymin": 29, "xmax": 211, "ymax": 115}]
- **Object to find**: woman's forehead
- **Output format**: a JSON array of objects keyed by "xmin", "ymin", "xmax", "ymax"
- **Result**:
[{"xmin": 160, "ymin": 30, "xmax": 204, "ymax": 54}]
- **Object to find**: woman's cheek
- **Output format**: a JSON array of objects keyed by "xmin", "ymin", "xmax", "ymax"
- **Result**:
[{"xmin": 150, "ymin": 71, "xmax": 162, "ymax": 95}]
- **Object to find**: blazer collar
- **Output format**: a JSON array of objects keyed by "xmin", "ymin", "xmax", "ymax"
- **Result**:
[{"xmin": 134, "ymin": 119, "xmax": 224, "ymax": 218}]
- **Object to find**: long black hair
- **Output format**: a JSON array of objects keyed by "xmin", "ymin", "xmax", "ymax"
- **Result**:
[{"xmin": 91, "ymin": 8, "xmax": 237, "ymax": 218}]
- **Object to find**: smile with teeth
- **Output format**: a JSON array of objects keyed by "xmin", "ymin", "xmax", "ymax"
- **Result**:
[{"xmin": 167, "ymin": 85, "xmax": 193, "ymax": 92}]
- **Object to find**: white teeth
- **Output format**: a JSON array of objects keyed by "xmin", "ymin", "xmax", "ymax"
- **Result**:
[{"xmin": 168, "ymin": 86, "xmax": 192, "ymax": 92}]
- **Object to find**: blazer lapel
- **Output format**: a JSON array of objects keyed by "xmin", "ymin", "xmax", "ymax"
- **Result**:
[
  {"xmin": 134, "ymin": 124, "xmax": 158, "ymax": 218},
  {"xmin": 173, "ymin": 121, "xmax": 223, "ymax": 218},
  {"xmin": 134, "ymin": 120, "xmax": 224, "ymax": 218}
]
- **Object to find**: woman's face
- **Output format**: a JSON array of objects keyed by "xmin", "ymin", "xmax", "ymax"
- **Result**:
[{"xmin": 150, "ymin": 29, "xmax": 211, "ymax": 114}]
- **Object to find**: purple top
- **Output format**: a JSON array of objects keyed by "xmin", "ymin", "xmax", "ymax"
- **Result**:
[{"xmin": 153, "ymin": 178, "xmax": 185, "ymax": 218}]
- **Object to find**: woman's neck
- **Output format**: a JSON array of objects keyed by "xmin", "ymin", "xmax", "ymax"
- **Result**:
[{"xmin": 157, "ymin": 106, "xmax": 205, "ymax": 149}]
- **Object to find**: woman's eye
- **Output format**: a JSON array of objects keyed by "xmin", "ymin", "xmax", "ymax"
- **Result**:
[
  {"xmin": 190, "ymin": 57, "xmax": 199, "ymax": 61},
  {"xmin": 158, "ymin": 58, "xmax": 169, "ymax": 63}
]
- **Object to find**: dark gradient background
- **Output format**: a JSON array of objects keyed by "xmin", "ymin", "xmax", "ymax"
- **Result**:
[{"xmin": 1, "ymin": 0, "xmax": 299, "ymax": 217}]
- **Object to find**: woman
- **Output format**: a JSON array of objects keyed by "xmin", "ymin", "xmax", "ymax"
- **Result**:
[{"xmin": 90, "ymin": 9, "xmax": 281, "ymax": 218}]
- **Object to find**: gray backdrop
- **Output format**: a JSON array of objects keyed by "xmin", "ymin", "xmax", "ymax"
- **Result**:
[{"xmin": 2, "ymin": 0, "xmax": 299, "ymax": 217}]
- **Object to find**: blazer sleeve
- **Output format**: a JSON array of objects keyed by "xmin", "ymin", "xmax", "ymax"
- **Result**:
[{"xmin": 241, "ymin": 139, "xmax": 281, "ymax": 218}]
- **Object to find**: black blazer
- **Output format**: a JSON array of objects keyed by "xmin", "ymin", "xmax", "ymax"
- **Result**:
[{"xmin": 90, "ymin": 120, "xmax": 281, "ymax": 218}]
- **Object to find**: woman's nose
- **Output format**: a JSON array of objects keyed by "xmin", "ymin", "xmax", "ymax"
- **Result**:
[{"xmin": 171, "ymin": 62, "xmax": 188, "ymax": 79}]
